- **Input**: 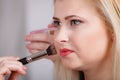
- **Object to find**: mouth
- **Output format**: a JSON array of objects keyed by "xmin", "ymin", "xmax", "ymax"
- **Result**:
[{"xmin": 60, "ymin": 48, "xmax": 74, "ymax": 57}]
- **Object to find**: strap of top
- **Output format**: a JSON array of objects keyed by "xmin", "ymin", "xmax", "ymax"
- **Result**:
[{"xmin": 79, "ymin": 71, "xmax": 85, "ymax": 80}]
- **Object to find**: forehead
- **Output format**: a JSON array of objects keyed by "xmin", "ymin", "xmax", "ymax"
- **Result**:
[
  {"xmin": 54, "ymin": 0, "xmax": 97, "ymax": 18},
  {"xmin": 54, "ymin": 0, "xmax": 91, "ymax": 5}
]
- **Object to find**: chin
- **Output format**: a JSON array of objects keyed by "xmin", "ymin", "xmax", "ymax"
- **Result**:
[
  {"xmin": 62, "ymin": 61, "xmax": 81, "ymax": 70},
  {"xmin": 62, "ymin": 59, "xmax": 82, "ymax": 69}
]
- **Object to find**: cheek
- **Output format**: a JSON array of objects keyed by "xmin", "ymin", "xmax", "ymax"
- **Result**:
[{"xmin": 70, "ymin": 28, "xmax": 110, "ymax": 64}]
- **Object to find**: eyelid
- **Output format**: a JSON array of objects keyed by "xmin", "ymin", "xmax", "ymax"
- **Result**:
[
  {"xmin": 70, "ymin": 19, "xmax": 84, "ymax": 23},
  {"xmin": 52, "ymin": 20, "xmax": 62, "ymax": 27},
  {"xmin": 69, "ymin": 18, "xmax": 82, "ymax": 21},
  {"xmin": 53, "ymin": 20, "xmax": 61, "ymax": 24},
  {"xmin": 67, "ymin": 16, "xmax": 85, "ymax": 21},
  {"xmin": 53, "ymin": 19, "xmax": 61, "ymax": 22}
]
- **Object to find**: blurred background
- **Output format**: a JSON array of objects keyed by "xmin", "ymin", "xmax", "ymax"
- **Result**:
[{"xmin": 0, "ymin": 0, "xmax": 54, "ymax": 80}]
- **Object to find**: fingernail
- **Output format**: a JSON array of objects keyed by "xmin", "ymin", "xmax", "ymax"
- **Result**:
[{"xmin": 23, "ymin": 66, "xmax": 27, "ymax": 70}]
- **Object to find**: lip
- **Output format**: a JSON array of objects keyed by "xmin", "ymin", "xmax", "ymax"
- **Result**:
[{"xmin": 60, "ymin": 48, "xmax": 74, "ymax": 57}]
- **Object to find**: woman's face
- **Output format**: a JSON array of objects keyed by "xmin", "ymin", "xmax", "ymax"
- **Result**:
[{"xmin": 53, "ymin": 0, "xmax": 112, "ymax": 70}]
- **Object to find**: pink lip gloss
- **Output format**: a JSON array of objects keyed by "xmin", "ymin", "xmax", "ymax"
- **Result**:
[{"xmin": 60, "ymin": 48, "xmax": 74, "ymax": 57}]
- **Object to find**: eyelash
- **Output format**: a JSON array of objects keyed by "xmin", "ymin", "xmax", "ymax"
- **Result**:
[
  {"xmin": 52, "ymin": 19, "xmax": 83, "ymax": 27},
  {"xmin": 70, "ymin": 19, "xmax": 83, "ymax": 26},
  {"xmin": 52, "ymin": 20, "xmax": 61, "ymax": 27}
]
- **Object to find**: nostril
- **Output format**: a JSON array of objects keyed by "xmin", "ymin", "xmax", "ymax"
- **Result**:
[{"xmin": 60, "ymin": 40, "xmax": 67, "ymax": 42}]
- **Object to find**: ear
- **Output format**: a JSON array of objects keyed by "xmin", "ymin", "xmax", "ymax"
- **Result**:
[{"xmin": 111, "ymin": 32, "xmax": 115, "ymax": 41}]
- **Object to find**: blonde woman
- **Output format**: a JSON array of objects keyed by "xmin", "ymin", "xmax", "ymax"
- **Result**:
[
  {"xmin": 26, "ymin": 0, "xmax": 120, "ymax": 80},
  {"xmin": 0, "ymin": 0, "xmax": 119, "ymax": 80}
]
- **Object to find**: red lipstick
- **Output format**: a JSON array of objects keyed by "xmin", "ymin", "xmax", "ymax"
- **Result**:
[{"xmin": 60, "ymin": 48, "xmax": 74, "ymax": 57}]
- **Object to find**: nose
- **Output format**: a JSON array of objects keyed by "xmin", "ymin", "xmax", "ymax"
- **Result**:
[{"xmin": 54, "ymin": 28, "xmax": 69, "ymax": 44}]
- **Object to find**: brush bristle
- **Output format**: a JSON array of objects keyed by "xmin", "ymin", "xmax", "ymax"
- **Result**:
[{"xmin": 47, "ymin": 45, "xmax": 57, "ymax": 55}]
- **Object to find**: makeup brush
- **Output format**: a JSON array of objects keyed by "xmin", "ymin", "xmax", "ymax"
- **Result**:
[{"xmin": 18, "ymin": 45, "xmax": 56, "ymax": 65}]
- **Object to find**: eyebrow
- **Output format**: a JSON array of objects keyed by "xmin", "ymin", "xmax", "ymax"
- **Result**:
[{"xmin": 53, "ymin": 15, "xmax": 81, "ymax": 20}]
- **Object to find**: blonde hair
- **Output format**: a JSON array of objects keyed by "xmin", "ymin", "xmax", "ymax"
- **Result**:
[
  {"xmin": 100, "ymin": 0, "xmax": 120, "ymax": 80},
  {"xmin": 53, "ymin": 0, "xmax": 120, "ymax": 80}
]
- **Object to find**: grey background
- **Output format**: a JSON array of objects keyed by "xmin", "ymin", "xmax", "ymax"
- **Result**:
[{"xmin": 0, "ymin": 0, "xmax": 54, "ymax": 80}]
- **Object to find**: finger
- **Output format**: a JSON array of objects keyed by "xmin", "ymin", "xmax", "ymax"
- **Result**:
[
  {"xmin": 0, "ymin": 60, "xmax": 27, "ymax": 75},
  {"xmin": 29, "ymin": 49, "xmax": 40, "ymax": 54},
  {"xmin": 26, "ymin": 42, "xmax": 50, "ymax": 50},
  {"xmin": 0, "ymin": 67, "xmax": 11, "ymax": 75},
  {"xmin": 8, "ymin": 62, "xmax": 27, "ymax": 75},
  {"xmin": 48, "ymin": 24, "xmax": 55, "ymax": 28},
  {"xmin": 0, "ymin": 75, "xmax": 5, "ymax": 80},
  {"xmin": 9, "ymin": 72, "xmax": 19, "ymax": 80},
  {"xmin": 25, "ymin": 33, "xmax": 50, "ymax": 42},
  {"xmin": 0, "ymin": 57, "xmax": 19, "ymax": 62},
  {"xmin": 0, "ymin": 64, "xmax": 26, "ymax": 76},
  {"xmin": 0, "ymin": 59, "xmax": 22, "ymax": 75}
]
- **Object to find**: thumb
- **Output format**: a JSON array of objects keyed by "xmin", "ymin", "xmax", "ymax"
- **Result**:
[{"xmin": 9, "ymin": 72, "xmax": 19, "ymax": 80}]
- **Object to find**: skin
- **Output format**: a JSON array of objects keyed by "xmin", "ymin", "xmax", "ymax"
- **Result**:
[
  {"xmin": 0, "ymin": 0, "xmax": 114, "ymax": 80},
  {"xmin": 25, "ymin": 24, "xmax": 58, "ymax": 61},
  {"xmin": 53, "ymin": 0, "xmax": 113, "ymax": 80},
  {"xmin": 26, "ymin": 0, "xmax": 114, "ymax": 80},
  {"xmin": 0, "ymin": 56, "xmax": 27, "ymax": 80}
]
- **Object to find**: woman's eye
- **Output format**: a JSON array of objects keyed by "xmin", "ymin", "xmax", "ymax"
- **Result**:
[
  {"xmin": 52, "ymin": 20, "xmax": 61, "ymax": 27},
  {"xmin": 70, "ymin": 19, "xmax": 82, "ymax": 26}
]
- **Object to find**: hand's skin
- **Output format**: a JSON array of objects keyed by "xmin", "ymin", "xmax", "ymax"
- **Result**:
[
  {"xmin": 25, "ymin": 25, "xmax": 57, "ymax": 62},
  {"xmin": 0, "ymin": 57, "xmax": 27, "ymax": 80},
  {"xmin": 25, "ymin": 32, "xmax": 50, "ymax": 53}
]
